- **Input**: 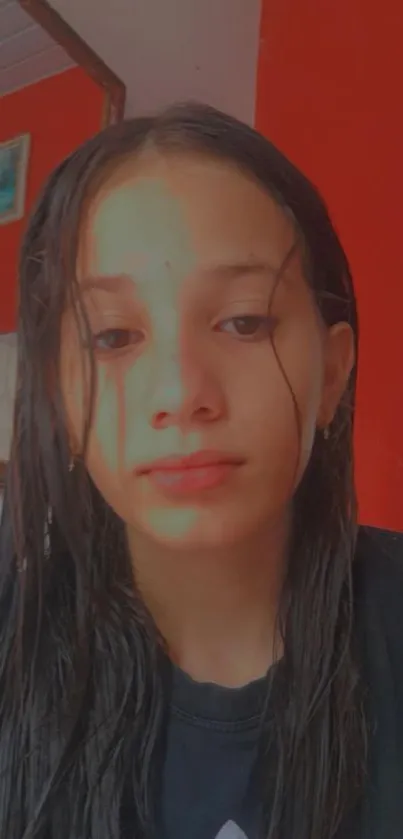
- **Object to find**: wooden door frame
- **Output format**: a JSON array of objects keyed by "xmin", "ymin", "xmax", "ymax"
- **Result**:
[
  {"xmin": 0, "ymin": 2, "xmax": 126, "ymax": 484},
  {"xmin": 18, "ymin": 0, "xmax": 126, "ymax": 126}
]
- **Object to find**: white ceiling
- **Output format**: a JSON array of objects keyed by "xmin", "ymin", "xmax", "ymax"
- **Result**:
[
  {"xmin": 0, "ymin": 0, "xmax": 74, "ymax": 97},
  {"xmin": 48, "ymin": 0, "xmax": 261, "ymax": 123}
]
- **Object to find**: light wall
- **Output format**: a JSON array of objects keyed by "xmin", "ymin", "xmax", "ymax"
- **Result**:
[{"xmin": 49, "ymin": 0, "xmax": 262, "ymax": 123}]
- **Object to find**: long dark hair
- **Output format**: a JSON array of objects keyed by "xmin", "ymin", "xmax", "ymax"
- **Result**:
[{"xmin": 0, "ymin": 103, "xmax": 367, "ymax": 838}]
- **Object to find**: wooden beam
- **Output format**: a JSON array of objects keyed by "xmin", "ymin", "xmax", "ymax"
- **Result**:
[{"xmin": 18, "ymin": 0, "xmax": 126, "ymax": 125}]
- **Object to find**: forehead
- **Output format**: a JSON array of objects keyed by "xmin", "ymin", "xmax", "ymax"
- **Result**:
[{"xmin": 77, "ymin": 153, "xmax": 296, "ymax": 280}]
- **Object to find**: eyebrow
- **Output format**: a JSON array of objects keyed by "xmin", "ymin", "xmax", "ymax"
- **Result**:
[
  {"xmin": 203, "ymin": 243, "xmax": 299, "ymax": 287},
  {"xmin": 200, "ymin": 260, "xmax": 280, "ymax": 282},
  {"xmin": 79, "ymin": 260, "xmax": 281, "ymax": 294},
  {"xmin": 79, "ymin": 274, "xmax": 134, "ymax": 294},
  {"xmin": 204, "ymin": 242, "xmax": 300, "ymax": 284}
]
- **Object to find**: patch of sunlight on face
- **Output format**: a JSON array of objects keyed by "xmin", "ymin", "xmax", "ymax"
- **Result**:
[
  {"xmin": 147, "ymin": 505, "xmax": 199, "ymax": 542},
  {"xmin": 96, "ymin": 365, "xmax": 120, "ymax": 473},
  {"xmin": 88, "ymin": 176, "xmax": 204, "ymax": 539}
]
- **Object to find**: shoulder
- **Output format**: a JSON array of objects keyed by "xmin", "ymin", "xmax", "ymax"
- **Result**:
[
  {"xmin": 354, "ymin": 525, "xmax": 403, "ymax": 602},
  {"xmin": 354, "ymin": 525, "xmax": 403, "ymax": 677}
]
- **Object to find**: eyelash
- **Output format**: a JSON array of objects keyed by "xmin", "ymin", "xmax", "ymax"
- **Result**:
[
  {"xmin": 91, "ymin": 315, "xmax": 277, "ymax": 355},
  {"xmin": 91, "ymin": 328, "xmax": 143, "ymax": 354},
  {"xmin": 216, "ymin": 315, "xmax": 277, "ymax": 341}
]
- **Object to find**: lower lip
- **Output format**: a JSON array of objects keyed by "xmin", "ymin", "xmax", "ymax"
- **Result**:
[{"xmin": 146, "ymin": 463, "xmax": 237, "ymax": 496}]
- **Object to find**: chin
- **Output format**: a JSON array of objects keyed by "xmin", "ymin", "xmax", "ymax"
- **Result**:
[{"xmin": 137, "ymin": 503, "xmax": 256, "ymax": 550}]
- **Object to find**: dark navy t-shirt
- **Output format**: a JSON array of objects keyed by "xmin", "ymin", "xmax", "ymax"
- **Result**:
[
  {"xmin": 160, "ymin": 661, "xmax": 264, "ymax": 839},
  {"xmin": 153, "ymin": 527, "xmax": 403, "ymax": 839}
]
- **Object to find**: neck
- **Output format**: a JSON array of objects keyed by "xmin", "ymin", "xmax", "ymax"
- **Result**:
[{"xmin": 128, "ymin": 517, "xmax": 289, "ymax": 687}]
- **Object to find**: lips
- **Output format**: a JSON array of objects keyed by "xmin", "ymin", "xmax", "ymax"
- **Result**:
[
  {"xmin": 136, "ymin": 451, "xmax": 243, "ymax": 497},
  {"xmin": 136, "ymin": 450, "xmax": 243, "ymax": 474}
]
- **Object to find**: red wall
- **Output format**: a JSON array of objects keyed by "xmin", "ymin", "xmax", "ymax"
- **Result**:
[
  {"xmin": 256, "ymin": 1, "xmax": 403, "ymax": 532},
  {"xmin": 0, "ymin": 66, "xmax": 104, "ymax": 333}
]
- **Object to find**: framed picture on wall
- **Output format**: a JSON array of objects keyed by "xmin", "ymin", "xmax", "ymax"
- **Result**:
[{"xmin": 0, "ymin": 134, "xmax": 30, "ymax": 226}]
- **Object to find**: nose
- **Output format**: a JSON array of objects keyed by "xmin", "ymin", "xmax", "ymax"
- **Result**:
[{"xmin": 148, "ymin": 348, "xmax": 226, "ymax": 431}]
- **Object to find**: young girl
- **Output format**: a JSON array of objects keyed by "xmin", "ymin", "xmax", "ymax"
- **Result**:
[{"xmin": 0, "ymin": 103, "xmax": 402, "ymax": 839}]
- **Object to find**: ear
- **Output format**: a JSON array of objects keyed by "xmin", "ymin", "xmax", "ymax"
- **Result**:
[{"xmin": 317, "ymin": 322, "xmax": 355, "ymax": 429}]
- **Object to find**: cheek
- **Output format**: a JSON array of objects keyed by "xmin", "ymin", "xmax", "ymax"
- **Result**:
[
  {"xmin": 92, "ymin": 370, "xmax": 121, "ymax": 472},
  {"xmin": 233, "ymin": 328, "xmax": 323, "ymax": 475},
  {"xmin": 86, "ymin": 365, "xmax": 125, "ymax": 474},
  {"xmin": 60, "ymin": 318, "xmax": 95, "ymax": 450},
  {"xmin": 82, "ymin": 369, "xmax": 124, "ymax": 508},
  {"xmin": 274, "ymin": 316, "xmax": 324, "ymax": 424},
  {"xmin": 285, "ymin": 330, "xmax": 324, "ymax": 478},
  {"xmin": 292, "ymin": 334, "xmax": 324, "ymax": 436},
  {"xmin": 86, "ymin": 361, "xmax": 151, "ymax": 474},
  {"xmin": 61, "ymin": 357, "xmax": 87, "ymax": 452}
]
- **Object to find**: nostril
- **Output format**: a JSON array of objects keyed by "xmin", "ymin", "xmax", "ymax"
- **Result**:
[{"xmin": 151, "ymin": 411, "xmax": 170, "ymax": 429}]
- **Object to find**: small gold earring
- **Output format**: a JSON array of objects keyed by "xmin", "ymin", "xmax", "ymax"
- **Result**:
[
  {"xmin": 68, "ymin": 458, "xmax": 75, "ymax": 472},
  {"xmin": 323, "ymin": 427, "xmax": 330, "ymax": 441}
]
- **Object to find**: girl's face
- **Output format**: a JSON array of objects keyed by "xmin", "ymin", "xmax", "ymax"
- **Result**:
[{"xmin": 61, "ymin": 153, "xmax": 353, "ymax": 548}]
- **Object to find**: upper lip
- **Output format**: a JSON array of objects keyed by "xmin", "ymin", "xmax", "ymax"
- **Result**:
[{"xmin": 135, "ymin": 450, "xmax": 244, "ymax": 475}]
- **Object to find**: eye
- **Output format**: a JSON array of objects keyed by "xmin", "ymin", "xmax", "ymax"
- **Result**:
[
  {"xmin": 217, "ymin": 315, "xmax": 276, "ymax": 340},
  {"xmin": 92, "ymin": 328, "xmax": 143, "ymax": 352}
]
